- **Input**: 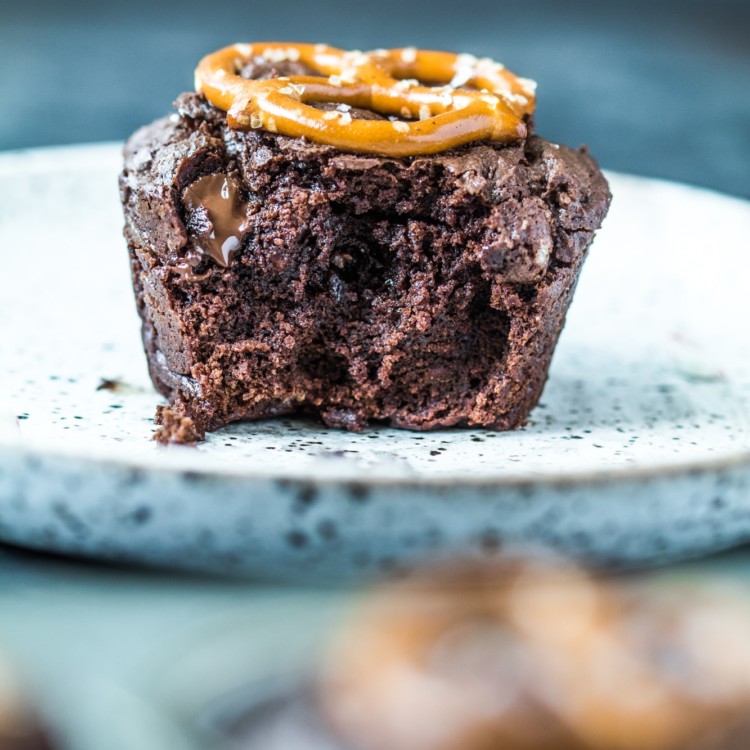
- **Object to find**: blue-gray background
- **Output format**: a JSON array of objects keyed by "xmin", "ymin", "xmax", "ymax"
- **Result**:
[{"xmin": 1, "ymin": 0, "xmax": 748, "ymax": 197}]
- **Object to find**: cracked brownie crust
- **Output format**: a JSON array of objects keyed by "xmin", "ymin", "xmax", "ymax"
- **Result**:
[{"xmin": 120, "ymin": 61, "xmax": 610, "ymax": 442}]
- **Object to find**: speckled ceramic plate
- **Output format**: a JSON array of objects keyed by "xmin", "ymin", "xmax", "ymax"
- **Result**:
[{"xmin": 1, "ymin": 143, "xmax": 749, "ymax": 580}]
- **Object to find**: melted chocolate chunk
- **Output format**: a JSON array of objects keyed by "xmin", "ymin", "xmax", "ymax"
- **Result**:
[{"xmin": 182, "ymin": 174, "xmax": 248, "ymax": 267}]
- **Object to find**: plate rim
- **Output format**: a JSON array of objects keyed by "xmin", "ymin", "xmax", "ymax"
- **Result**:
[
  {"xmin": 2, "ymin": 143, "xmax": 750, "ymax": 491},
  {"xmin": 2, "ymin": 430, "xmax": 749, "ymax": 491}
]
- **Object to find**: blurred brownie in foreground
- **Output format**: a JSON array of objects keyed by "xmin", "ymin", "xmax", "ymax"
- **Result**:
[
  {"xmin": 319, "ymin": 562, "xmax": 750, "ymax": 750},
  {"xmin": 219, "ymin": 560, "xmax": 750, "ymax": 750},
  {"xmin": 120, "ymin": 44, "xmax": 610, "ymax": 443},
  {"xmin": 0, "ymin": 652, "xmax": 55, "ymax": 750}
]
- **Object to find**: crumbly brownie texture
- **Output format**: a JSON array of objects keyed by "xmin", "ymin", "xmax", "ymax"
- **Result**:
[{"xmin": 120, "ymin": 60, "xmax": 610, "ymax": 443}]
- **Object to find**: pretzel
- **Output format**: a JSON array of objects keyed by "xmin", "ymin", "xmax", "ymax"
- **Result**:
[{"xmin": 194, "ymin": 43, "xmax": 536, "ymax": 156}]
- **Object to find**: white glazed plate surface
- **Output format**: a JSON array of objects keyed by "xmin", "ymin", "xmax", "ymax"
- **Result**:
[{"xmin": 1, "ymin": 144, "xmax": 749, "ymax": 580}]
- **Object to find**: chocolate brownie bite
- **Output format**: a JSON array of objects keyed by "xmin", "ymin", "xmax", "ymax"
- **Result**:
[{"xmin": 120, "ymin": 45, "xmax": 611, "ymax": 442}]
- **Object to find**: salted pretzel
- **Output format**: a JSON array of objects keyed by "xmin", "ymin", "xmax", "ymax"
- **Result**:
[{"xmin": 194, "ymin": 43, "xmax": 536, "ymax": 156}]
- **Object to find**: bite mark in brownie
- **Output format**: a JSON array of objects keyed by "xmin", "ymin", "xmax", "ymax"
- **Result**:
[{"xmin": 120, "ymin": 60, "xmax": 611, "ymax": 443}]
